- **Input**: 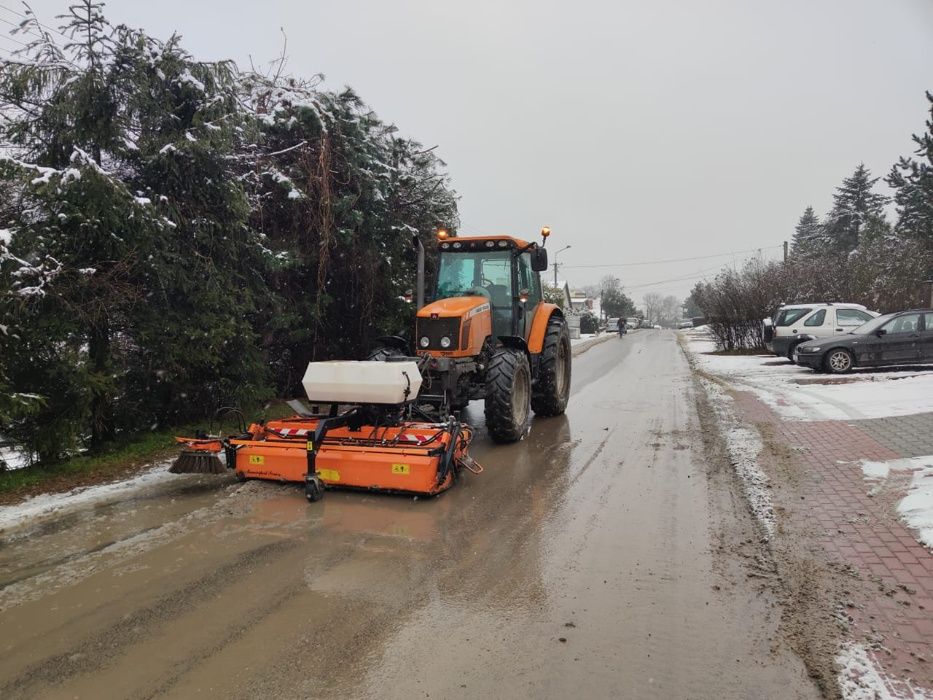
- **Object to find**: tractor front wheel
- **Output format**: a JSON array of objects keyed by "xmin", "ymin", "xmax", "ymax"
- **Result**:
[
  {"xmin": 531, "ymin": 316, "xmax": 571, "ymax": 416},
  {"xmin": 366, "ymin": 345, "xmax": 405, "ymax": 362},
  {"xmin": 484, "ymin": 348, "xmax": 532, "ymax": 443}
]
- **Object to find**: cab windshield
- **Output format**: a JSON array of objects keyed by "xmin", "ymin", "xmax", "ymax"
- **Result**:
[{"xmin": 435, "ymin": 250, "xmax": 513, "ymax": 302}]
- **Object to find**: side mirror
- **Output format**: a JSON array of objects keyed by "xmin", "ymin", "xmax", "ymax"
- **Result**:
[
  {"xmin": 531, "ymin": 247, "xmax": 548, "ymax": 272},
  {"xmin": 875, "ymin": 328, "xmax": 887, "ymax": 337}
]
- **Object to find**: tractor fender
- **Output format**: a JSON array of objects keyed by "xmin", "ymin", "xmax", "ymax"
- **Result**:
[
  {"xmin": 374, "ymin": 335, "xmax": 412, "ymax": 356},
  {"xmin": 526, "ymin": 303, "xmax": 564, "ymax": 354}
]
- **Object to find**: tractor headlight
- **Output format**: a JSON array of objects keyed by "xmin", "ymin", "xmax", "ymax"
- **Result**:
[
  {"xmin": 440, "ymin": 336, "xmax": 452, "ymax": 348},
  {"xmin": 419, "ymin": 336, "xmax": 430, "ymax": 348}
]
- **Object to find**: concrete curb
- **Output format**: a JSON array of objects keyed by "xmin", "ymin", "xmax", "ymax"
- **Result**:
[{"xmin": 571, "ymin": 333, "xmax": 615, "ymax": 357}]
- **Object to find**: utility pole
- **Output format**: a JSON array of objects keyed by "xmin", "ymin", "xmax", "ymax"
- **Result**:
[
  {"xmin": 925, "ymin": 277, "xmax": 933, "ymax": 309},
  {"xmin": 553, "ymin": 245, "xmax": 571, "ymax": 287},
  {"xmin": 783, "ymin": 240, "xmax": 788, "ymax": 263}
]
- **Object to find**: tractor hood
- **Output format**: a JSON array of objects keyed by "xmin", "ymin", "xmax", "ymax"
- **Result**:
[{"xmin": 418, "ymin": 296, "xmax": 490, "ymax": 320}]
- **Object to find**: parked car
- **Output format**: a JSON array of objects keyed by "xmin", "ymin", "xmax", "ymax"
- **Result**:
[
  {"xmin": 678, "ymin": 320, "xmax": 694, "ymax": 329},
  {"xmin": 606, "ymin": 317, "xmax": 620, "ymax": 333},
  {"xmin": 764, "ymin": 302, "xmax": 878, "ymax": 360},
  {"xmin": 794, "ymin": 309, "xmax": 933, "ymax": 373},
  {"xmin": 639, "ymin": 319, "xmax": 654, "ymax": 329}
]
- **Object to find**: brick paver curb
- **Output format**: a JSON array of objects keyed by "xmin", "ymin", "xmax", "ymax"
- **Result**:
[{"xmin": 731, "ymin": 390, "xmax": 933, "ymax": 693}]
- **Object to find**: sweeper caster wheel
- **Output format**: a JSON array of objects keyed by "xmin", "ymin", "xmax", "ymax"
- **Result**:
[{"xmin": 305, "ymin": 476, "xmax": 325, "ymax": 503}]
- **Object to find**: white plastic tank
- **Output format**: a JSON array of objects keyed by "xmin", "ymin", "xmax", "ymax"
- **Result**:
[{"xmin": 301, "ymin": 361, "xmax": 423, "ymax": 405}]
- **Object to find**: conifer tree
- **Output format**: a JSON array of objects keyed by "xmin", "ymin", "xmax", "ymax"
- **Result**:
[
  {"xmin": 822, "ymin": 164, "xmax": 888, "ymax": 254},
  {"xmin": 791, "ymin": 206, "xmax": 822, "ymax": 257},
  {"xmin": 888, "ymin": 91, "xmax": 933, "ymax": 252}
]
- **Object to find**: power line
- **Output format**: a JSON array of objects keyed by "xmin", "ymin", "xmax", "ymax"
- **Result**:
[
  {"xmin": 0, "ymin": 3, "xmax": 71, "ymax": 42},
  {"xmin": 620, "ymin": 247, "xmax": 784, "ymax": 291},
  {"xmin": 563, "ymin": 244, "xmax": 783, "ymax": 269},
  {"xmin": 0, "ymin": 15, "xmax": 44, "ymax": 44}
]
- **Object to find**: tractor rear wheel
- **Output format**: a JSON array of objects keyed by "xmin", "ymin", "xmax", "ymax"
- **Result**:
[
  {"xmin": 531, "ymin": 315, "xmax": 571, "ymax": 416},
  {"xmin": 366, "ymin": 345, "xmax": 404, "ymax": 362},
  {"xmin": 484, "ymin": 348, "xmax": 532, "ymax": 443}
]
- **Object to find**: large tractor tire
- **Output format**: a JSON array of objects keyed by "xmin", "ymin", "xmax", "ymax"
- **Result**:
[
  {"xmin": 531, "ymin": 315, "xmax": 571, "ymax": 416},
  {"xmin": 484, "ymin": 348, "xmax": 532, "ymax": 443},
  {"xmin": 366, "ymin": 346, "xmax": 404, "ymax": 362}
]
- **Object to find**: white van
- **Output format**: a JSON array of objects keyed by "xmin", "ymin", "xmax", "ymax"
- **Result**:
[{"xmin": 763, "ymin": 303, "xmax": 878, "ymax": 360}]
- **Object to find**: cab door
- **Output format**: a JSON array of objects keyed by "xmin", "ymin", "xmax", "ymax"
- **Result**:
[{"xmin": 516, "ymin": 252, "xmax": 541, "ymax": 340}]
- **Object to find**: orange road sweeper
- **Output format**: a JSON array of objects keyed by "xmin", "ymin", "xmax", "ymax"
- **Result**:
[{"xmin": 171, "ymin": 359, "xmax": 481, "ymax": 502}]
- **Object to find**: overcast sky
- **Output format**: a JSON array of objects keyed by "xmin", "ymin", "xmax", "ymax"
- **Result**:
[{"xmin": 4, "ymin": 0, "xmax": 932, "ymax": 303}]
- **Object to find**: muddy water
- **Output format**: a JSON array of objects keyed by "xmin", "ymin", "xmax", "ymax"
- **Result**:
[{"xmin": 0, "ymin": 331, "xmax": 819, "ymax": 699}]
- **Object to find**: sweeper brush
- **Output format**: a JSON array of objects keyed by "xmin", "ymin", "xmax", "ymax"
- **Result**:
[
  {"xmin": 169, "ymin": 438, "xmax": 226, "ymax": 474},
  {"xmin": 170, "ymin": 360, "xmax": 481, "ymax": 503}
]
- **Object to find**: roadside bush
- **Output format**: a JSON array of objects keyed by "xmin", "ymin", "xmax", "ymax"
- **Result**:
[{"xmin": 579, "ymin": 312, "xmax": 599, "ymax": 334}]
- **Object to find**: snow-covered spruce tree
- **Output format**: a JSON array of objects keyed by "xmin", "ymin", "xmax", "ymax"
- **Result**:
[
  {"xmin": 821, "ymin": 163, "xmax": 888, "ymax": 255},
  {"xmin": 888, "ymin": 91, "xmax": 933, "ymax": 254},
  {"xmin": 0, "ymin": 3, "xmax": 271, "ymax": 459},
  {"xmin": 238, "ymin": 69, "xmax": 458, "ymax": 392},
  {"xmin": 790, "ymin": 206, "xmax": 822, "ymax": 258}
]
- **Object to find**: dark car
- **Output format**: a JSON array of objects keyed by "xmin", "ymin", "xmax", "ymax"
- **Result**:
[{"xmin": 794, "ymin": 309, "xmax": 933, "ymax": 373}]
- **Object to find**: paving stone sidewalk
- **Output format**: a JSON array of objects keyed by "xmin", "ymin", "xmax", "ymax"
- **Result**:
[{"xmin": 732, "ymin": 391, "xmax": 933, "ymax": 696}]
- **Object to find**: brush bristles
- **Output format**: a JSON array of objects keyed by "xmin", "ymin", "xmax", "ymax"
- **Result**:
[{"xmin": 170, "ymin": 451, "xmax": 226, "ymax": 474}]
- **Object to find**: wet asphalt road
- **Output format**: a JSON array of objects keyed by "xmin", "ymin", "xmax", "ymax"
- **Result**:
[{"xmin": 0, "ymin": 330, "xmax": 820, "ymax": 699}]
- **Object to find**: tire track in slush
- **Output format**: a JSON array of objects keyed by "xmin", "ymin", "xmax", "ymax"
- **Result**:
[{"xmin": 0, "ymin": 539, "xmax": 299, "ymax": 699}]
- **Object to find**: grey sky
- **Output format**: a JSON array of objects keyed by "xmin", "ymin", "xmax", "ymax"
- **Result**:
[{"xmin": 4, "ymin": 0, "xmax": 933, "ymax": 304}]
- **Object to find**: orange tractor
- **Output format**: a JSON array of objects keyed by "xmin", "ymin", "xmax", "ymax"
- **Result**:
[
  {"xmin": 169, "ymin": 227, "xmax": 569, "ymax": 502},
  {"xmin": 368, "ymin": 226, "xmax": 571, "ymax": 443}
]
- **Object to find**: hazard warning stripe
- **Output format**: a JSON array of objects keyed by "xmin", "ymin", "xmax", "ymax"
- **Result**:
[
  {"xmin": 268, "ymin": 428, "xmax": 439, "ymax": 444},
  {"xmin": 270, "ymin": 428, "xmax": 310, "ymax": 437}
]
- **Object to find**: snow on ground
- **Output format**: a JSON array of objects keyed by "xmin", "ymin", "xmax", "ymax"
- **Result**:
[
  {"xmin": 0, "ymin": 461, "xmax": 174, "ymax": 532},
  {"xmin": 682, "ymin": 327, "xmax": 933, "ymax": 421},
  {"xmin": 859, "ymin": 455, "xmax": 933, "ymax": 550},
  {"xmin": 698, "ymin": 376, "xmax": 775, "ymax": 539},
  {"xmin": 570, "ymin": 332, "xmax": 615, "ymax": 355},
  {"xmin": 837, "ymin": 643, "xmax": 932, "ymax": 700},
  {"xmin": 570, "ymin": 332, "xmax": 598, "ymax": 346}
]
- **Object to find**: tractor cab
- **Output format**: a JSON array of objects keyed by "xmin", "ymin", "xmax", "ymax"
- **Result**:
[{"xmin": 425, "ymin": 234, "xmax": 549, "ymax": 348}]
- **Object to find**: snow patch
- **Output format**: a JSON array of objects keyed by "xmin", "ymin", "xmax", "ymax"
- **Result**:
[
  {"xmin": 861, "ymin": 459, "xmax": 890, "ymax": 480},
  {"xmin": 699, "ymin": 376, "xmax": 775, "ymax": 538},
  {"xmin": 898, "ymin": 464, "xmax": 933, "ymax": 549},
  {"xmin": 177, "ymin": 68, "xmax": 205, "ymax": 92},
  {"xmin": 837, "ymin": 643, "xmax": 932, "ymax": 699},
  {"xmin": 0, "ymin": 463, "xmax": 174, "ymax": 532},
  {"xmin": 858, "ymin": 455, "xmax": 933, "ymax": 550}
]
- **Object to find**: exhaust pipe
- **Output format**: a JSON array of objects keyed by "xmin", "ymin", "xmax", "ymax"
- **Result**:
[{"xmin": 413, "ymin": 234, "xmax": 425, "ymax": 310}]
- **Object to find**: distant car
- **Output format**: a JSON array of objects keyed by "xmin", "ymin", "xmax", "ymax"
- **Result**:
[
  {"xmin": 764, "ymin": 302, "xmax": 878, "ymax": 360},
  {"xmin": 606, "ymin": 317, "xmax": 620, "ymax": 332},
  {"xmin": 794, "ymin": 309, "xmax": 933, "ymax": 373},
  {"xmin": 678, "ymin": 320, "xmax": 694, "ymax": 329},
  {"xmin": 639, "ymin": 320, "xmax": 653, "ymax": 329}
]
